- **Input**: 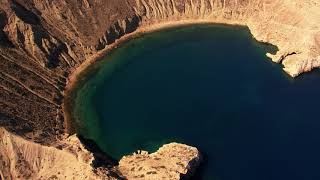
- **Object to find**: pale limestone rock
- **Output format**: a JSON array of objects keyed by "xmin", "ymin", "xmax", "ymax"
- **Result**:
[
  {"xmin": 0, "ymin": 128, "xmax": 111, "ymax": 180},
  {"xmin": 119, "ymin": 143, "xmax": 201, "ymax": 180},
  {"xmin": 0, "ymin": 127, "xmax": 200, "ymax": 180}
]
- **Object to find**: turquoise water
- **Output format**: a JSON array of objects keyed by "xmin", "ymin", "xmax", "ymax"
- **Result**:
[{"xmin": 72, "ymin": 24, "xmax": 320, "ymax": 179}]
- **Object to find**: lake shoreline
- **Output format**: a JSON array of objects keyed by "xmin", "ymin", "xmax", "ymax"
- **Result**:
[
  {"xmin": 60, "ymin": 23, "xmax": 320, "ymax": 180},
  {"xmin": 62, "ymin": 19, "xmax": 250, "ymax": 134}
]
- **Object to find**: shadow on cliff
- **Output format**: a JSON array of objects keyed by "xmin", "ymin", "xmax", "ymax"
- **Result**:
[
  {"xmin": 77, "ymin": 135, "xmax": 119, "ymax": 167},
  {"xmin": 186, "ymin": 150, "xmax": 208, "ymax": 180},
  {"xmin": 11, "ymin": 0, "xmax": 40, "ymax": 25},
  {"xmin": 0, "ymin": 9, "xmax": 13, "ymax": 47},
  {"xmin": 77, "ymin": 135, "xmax": 127, "ymax": 179}
]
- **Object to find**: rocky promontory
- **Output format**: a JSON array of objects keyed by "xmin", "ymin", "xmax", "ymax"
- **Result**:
[
  {"xmin": 0, "ymin": 0, "xmax": 320, "ymax": 179},
  {"xmin": 0, "ymin": 128, "xmax": 201, "ymax": 179},
  {"xmin": 119, "ymin": 143, "xmax": 201, "ymax": 179}
]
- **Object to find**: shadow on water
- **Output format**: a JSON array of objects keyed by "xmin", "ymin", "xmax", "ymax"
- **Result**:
[
  {"xmin": 77, "ymin": 135, "xmax": 118, "ymax": 167},
  {"xmin": 190, "ymin": 151, "xmax": 209, "ymax": 180},
  {"xmin": 295, "ymin": 68, "xmax": 320, "ymax": 81}
]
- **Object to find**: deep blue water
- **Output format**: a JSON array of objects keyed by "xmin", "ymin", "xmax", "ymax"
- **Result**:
[{"xmin": 72, "ymin": 24, "xmax": 320, "ymax": 180}]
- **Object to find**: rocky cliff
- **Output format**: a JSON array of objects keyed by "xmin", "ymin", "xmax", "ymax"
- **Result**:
[
  {"xmin": 119, "ymin": 143, "xmax": 201, "ymax": 179},
  {"xmin": 0, "ymin": 127, "xmax": 122, "ymax": 179},
  {"xmin": 0, "ymin": 127, "xmax": 201, "ymax": 180},
  {"xmin": 0, "ymin": 0, "xmax": 319, "ymax": 179}
]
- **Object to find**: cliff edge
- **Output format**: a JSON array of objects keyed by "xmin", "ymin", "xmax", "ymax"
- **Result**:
[{"xmin": 0, "ymin": 128, "xmax": 201, "ymax": 180}]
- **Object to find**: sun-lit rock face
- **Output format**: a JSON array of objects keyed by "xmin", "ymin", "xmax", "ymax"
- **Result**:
[
  {"xmin": 0, "ymin": 128, "xmax": 200, "ymax": 180},
  {"xmin": 0, "ymin": 127, "xmax": 116, "ymax": 180},
  {"xmin": 119, "ymin": 143, "xmax": 201, "ymax": 179},
  {"xmin": 0, "ymin": 0, "xmax": 320, "ymax": 179}
]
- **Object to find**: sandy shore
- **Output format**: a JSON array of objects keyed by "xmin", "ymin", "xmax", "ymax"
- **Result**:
[{"xmin": 62, "ymin": 19, "xmax": 248, "ymax": 134}]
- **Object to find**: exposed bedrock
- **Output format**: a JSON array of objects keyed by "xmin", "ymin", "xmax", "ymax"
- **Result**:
[
  {"xmin": 0, "ymin": 127, "xmax": 201, "ymax": 180},
  {"xmin": 0, "ymin": 0, "xmax": 320, "ymax": 179},
  {"xmin": 0, "ymin": 127, "xmax": 120, "ymax": 180},
  {"xmin": 119, "ymin": 143, "xmax": 201, "ymax": 180}
]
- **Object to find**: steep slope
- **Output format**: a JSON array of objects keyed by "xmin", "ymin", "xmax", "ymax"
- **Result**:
[{"xmin": 0, "ymin": 127, "xmax": 114, "ymax": 179}]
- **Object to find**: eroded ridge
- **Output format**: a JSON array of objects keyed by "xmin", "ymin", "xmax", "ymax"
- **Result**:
[{"xmin": 0, "ymin": 127, "xmax": 114, "ymax": 179}]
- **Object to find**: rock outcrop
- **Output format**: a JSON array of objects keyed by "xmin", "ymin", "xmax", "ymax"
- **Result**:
[
  {"xmin": 0, "ymin": 128, "xmax": 200, "ymax": 180},
  {"xmin": 0, "ymin": 127, "xmax": 115, "ymax": 180},
  {"xmin": 0, "ymin": 0, "xmax": 320, "ymax": 179},
  {"xmin": 119, "ymin": 143, "xmax": 201, "ymax": 180}
]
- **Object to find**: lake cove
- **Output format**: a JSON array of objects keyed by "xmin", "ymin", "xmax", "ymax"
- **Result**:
[{"xmin": 70, "ymin": 24, "xmax": 320, "ymax": 180}]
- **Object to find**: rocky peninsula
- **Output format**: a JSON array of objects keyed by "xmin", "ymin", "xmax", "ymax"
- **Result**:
[{"xmin": 0, "ymin": 0, "xmax": 320, "ymax": 179}]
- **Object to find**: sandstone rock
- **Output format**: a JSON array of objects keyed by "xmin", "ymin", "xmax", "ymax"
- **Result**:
[
  {"xmin": 0, "ymin": 127, "xmax": 112, "ymax": 180},
  {"xmin": 119, "ymin": 143, "xmax": 201, "ymax": 180},
  {"xmin": 0, "ymin": 128, "xmax": 200, "ymax": 180}
]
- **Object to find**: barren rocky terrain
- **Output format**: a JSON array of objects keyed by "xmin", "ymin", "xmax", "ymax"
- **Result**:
[{"xmin": 0, "ymin": 0, "xmax": 319, "ymax": 179}]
